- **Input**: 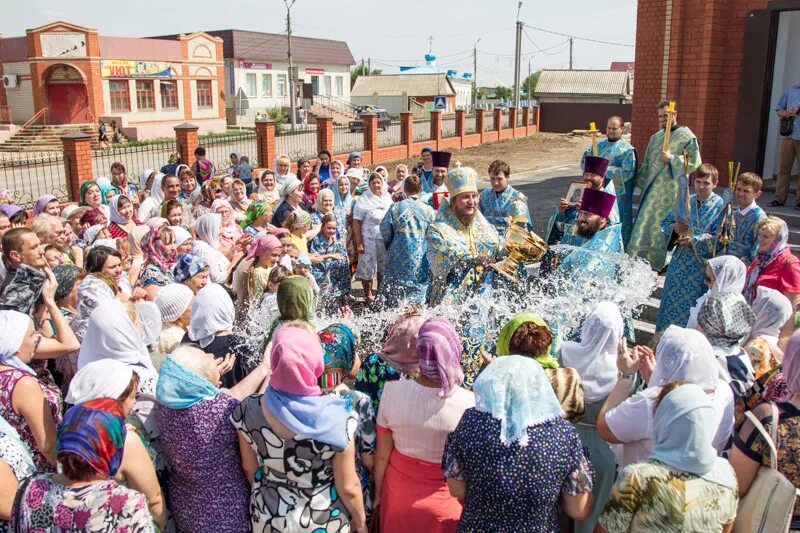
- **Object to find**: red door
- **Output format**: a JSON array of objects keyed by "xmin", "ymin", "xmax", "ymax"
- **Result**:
[{"xmin": 47, "ymin": 83, "xmax": 89, "ymax": 124}]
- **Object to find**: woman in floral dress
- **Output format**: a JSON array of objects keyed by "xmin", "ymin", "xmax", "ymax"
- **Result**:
[{"xmin": 231, "ymin": 325, "xmax": 366, "ymax": 532}]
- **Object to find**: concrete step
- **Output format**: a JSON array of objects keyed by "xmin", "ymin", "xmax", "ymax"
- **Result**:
[{"xmin": 633, "ymin": 318, "xmax": 656, "ymax": 347}]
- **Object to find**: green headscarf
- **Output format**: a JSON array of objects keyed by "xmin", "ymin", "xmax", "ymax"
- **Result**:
[
  {"xmin": 277, "ymin": 276, "xmax": 315, "ymax": 322},
  {"xmin": 79, "ymin": 180, "xmax": 99, "ymax": 206},
  {"xmin": 240, "ymin": 201, "xmax": 267, "ymax": 229},
  {"xmin": 496, "ymin": 312, "xmax": 559, "ymax": 369}
]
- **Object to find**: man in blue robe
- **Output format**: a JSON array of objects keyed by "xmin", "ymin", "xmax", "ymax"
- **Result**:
[
  {"xmin": 421, "ymin": 150, "xmax": 450, "ymax": 209},
  {"xmin": 479, "ymin": 159, "xmax": 532, "ymax": 237},
  {"xmin": 724, "ymin": 172, "xmax": 766, "ymax": 263},
  {"xmin": 378, "ymin": 174, "xmax": 436, "ymax": 307},
  {"xmin": 545, "ymin": 156, "xmax": 620, "ymax": 247},
  {"xmin": 655, "ymin": 164, "xmax": 726, "ymax": 332},
  {"xmin": 413, "ymin": 146, "xmax": 435, "ymax": 192},
  {"xmin": 581, "ymin": 116, "xmax": 638, "ymax": 246}
]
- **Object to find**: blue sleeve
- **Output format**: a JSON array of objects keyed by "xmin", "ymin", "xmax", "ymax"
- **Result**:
[{"xmin": 776, "ymin": 90, "xmax": 789, "ymax": 111}]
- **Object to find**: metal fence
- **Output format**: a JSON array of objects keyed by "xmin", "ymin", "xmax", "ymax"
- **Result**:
[
  {"xmin": 484, "ymin": 117, "xmax": 494, "ymax": 133},
  {"xmin": 202, "ymin": 131, "xmax": 258, "ymax": 174},
  {"xmin": 378, "ymin": 121, "xmax": 402, "ymax": 148},
  {"xmin": 91, "ymin": 138, "xmax": 177, "ymax": 183},
  {"xmin": 275, "ymin": 130, "xmax": 317, "ymax": 161},
  {"xmin": 442, "ymin": 117, "xmax": 457, "ymax": 138},
  {"xmin": 0, "ymin": 152, "xmax": 69, "ymax": 209},
  {"xmin": 413, "ymin": 119, "xmax": 432, "ymax": 142},
  {"xmin": 517, "ymin": 112, "xmax": 525, "ymax": 128},
  {"xmin": 333, "ymin": 125, "xmax": 364, "ymax": 154},
  {"xmin": 465, "ymin": 115, "xmax": 477, "ymax": 134}
]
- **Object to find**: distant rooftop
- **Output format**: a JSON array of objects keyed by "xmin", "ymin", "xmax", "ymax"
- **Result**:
[
  {"xmin": 610, "ymin": 61, "xmax": 635, "ymax": 72},
  {"xmin": 535, "ymin": 69, "xmax": 632, "ymax": 97},
  {"xmin": 351, "ymin": 73, "xmax": 455, "ymax": 97}
]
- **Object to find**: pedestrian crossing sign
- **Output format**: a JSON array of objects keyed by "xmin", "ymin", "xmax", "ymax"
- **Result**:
[{"xmin": 434, "ymin": 96, "xmax": 447, "ymax": 110}]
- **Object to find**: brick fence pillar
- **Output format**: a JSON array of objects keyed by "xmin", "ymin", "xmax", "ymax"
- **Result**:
[
  {"xmin": 430, "ymin": 110, "xmax": 442, "ymax": 147},
  {"xmin": 61, "ymin": 133, "xmax": 94, "ymax": 203},
  {"xmin": 508, "ymin": 106, "xmax": 518, "ymax": 137},
  {"xmin": 400, "ymin": 111, "xmax": 413, "ymax": 149},
  {"xmin": 363, "ymin": 113, "xmax": 378, "ymax": 165},
  {"xmin": 533, "ymin": 106, "xmax": 540, "ymax": 128},
  {"xmin": 476, "ymin": 108, "xmax": 486, "ymax": 142},
  {"xmin": 523, "ymin": 106, "xmax": 531, "ymax": 134},
  {"xmin": 255, "ymin": 119, "xmax": 276, "ymax": 169},
  {"xmin": 173, "ymin": 123, "xmax": 199, "ymax": 171},
  {"xmin": 316, "ymin": 116, "xmax": 333, "ymax": 155},
  {"xmin": 455, "ymin": 108, "xmax": 465, "ymax": 140},
  {"xmin": 493, "ymin": 108, "xmax": 503, "ymax": 132}
]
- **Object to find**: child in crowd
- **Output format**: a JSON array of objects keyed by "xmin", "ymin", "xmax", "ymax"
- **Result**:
[
  {"xmin": 284, "ymin": 210, "xmax": 312, "ymax": 255},
  {"xmin": 727, "ymin": 171, "xmax": 766, "ymax": 264},
  {"xmin": 259, "ymin": 265, "xmax": 291, "ymax": 323},
  {"xmin": 279, "ymin": 242, "xmax": 300, "ymax": 271},
  {"xmin": 191, "ymin": 146, "xmax": 216, "ymax": 184},
  {"xmin": 237, "ymin": 156, "xmax": 254, "ymax": 195},
  {"xmin": 165, "ymin": 199, "xmax": 183, "ymax": 227},
  {"xmin": 246, "ymin": 235, "xmax": 284, "ymax": 307},
  {"xmin": 294, "ymin": 254, "xmax": 319, "ymax": 295},
  {"xmin": 309, "ymin": 213, "xmax": 352, "ymax": 316}
]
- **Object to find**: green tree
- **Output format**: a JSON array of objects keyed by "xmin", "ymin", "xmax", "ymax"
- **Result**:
[
  {"xmin": 494, "ymin": 85, "xmax": 512, "ymax": 100},
  {"xmin": 265, "ymin": 106, "xmax": 287, "ymax": 132},
  {"xmin": 522, "ymin": 70, "xmax": 542, "ymax": 98},
  {"xmin": 350, "ymin": 65, "xmax": 383, "ymax": 89}
]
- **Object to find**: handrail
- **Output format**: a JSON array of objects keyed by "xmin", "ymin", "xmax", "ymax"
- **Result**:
[
  {"xmin": 21, "ymin": 107, "xmax": 48, "ymax": 130},
  {"xmin": 315, "ymin": 94, "xmax": 357, "ymax": 117}
]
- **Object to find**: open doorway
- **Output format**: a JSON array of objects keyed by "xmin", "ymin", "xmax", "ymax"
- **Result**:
[{"xmin": 763, "ymin": 10, "xmax": 800, "ymax": 178}]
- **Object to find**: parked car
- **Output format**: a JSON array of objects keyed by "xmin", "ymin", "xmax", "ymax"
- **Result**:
[{"xmin": 349, "ymin": 109, "xmax": 392, "ymax": 132}]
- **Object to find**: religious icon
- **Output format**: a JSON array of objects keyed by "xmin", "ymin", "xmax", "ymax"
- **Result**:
[{"xmin": 565, "ymin": 181, "xmax": 588, "ymax": 205}]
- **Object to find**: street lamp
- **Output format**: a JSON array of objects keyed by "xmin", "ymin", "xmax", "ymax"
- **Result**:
[
  {"xmin": 473, "ymin": 38, "xmax": 481, "ymax": 111},
  {"xmin": 284, "ymin": 0, "xmax": 298, "ymax": 131},
  {"xmin": 527, "ymin": 56, "xmax": 534, "ymax": 105}
]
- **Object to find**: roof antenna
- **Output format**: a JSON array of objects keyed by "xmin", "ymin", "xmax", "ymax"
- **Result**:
[{"xmin": 428, "ymin": 35, "xmax": 434, "ymax": 54}]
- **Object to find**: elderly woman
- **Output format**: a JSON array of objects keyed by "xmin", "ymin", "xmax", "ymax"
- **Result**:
[
  {"xmin": 598, "ymin": 325, "xmax": 734, "ymax": 470},
  {"xmin": 355, "ymin": 309, "xmax": 425, "ymax": 411},
  {"xmin": 191, "ymin": 178, "xmax": 222, "ymax": 220},
  {"xmin": 686, "ymin": 254, "xmax": 747, "ymax": 329},
  {"xmin": 697, "ymin": 291, "xmax": 757, "ymax": 399},
  {"xmin": 0, "ymin": 310, "xmax": 63, "ymax": 471},
  {"xmin": 444, "ymin": 356, "xmax": 594, "ymax": 531},
  {"xmin": 172, "ymin": 252, "xmax": 210, "ymax": 293},
  {"xmin": 212, "ymin": 198, "xmax": 245, "ymax": 260},
  {"xmin": 560, "ymin": 301, "xmax": 625, "ymax": 532},
  {"xmin": 33, "ymin": 194, "xmax": 60, "ymax": 217},
  {"xmin": 155, "ymin": 346, "xmax": 269, "ymax": 533},
  {"xmin": 138, "ymin": 223, "xmax": 178, "ymax": 300},
  {"xmin": 171, "ymin": 225, "xmax": 192, "ymax": 254},
  {"xmin": 80, "ymin": 179, "xmax": 111, "ymax": 221},
  {"xmin": 229, "ymin": 178, "xmax": 251, "ymax": 222},
  {"xmin": 600, "ymin": 383, "xmax": 738, "ymax": 532},
  {"xmin": 353, "ymin": 172, "xmax": 392, "ymax": 304},
  {"xmin": 154, "ymin": 283, "xmax": 194, "ymax": 354},
  {"xmin": 14, "ymin": 399, "xmax": 156, "ymax": 531},
  {"xmin": 319, "ymin": 323, "xmax": 376, "ymax": 519},
  {"xmin": 374, "ymin": 317, "xmax": 475, "ymax": 533},
  {"xmin": 0, "ymin": 417, "xmax": 35, "ymax": 528},
  {"xmin": 65, "ymin": 360, "xmax": 166, "ymax": 530},
  {"xmin": 192, "ymin": 213, "xmax": 242, "ymax": 284},
  {"xmin": 744, "ymin": 215, "xmax": 800, "ymax": 307},
  {"xmin": 312, "ymin": 188, "xmax": 337, "ymax": 228},
  {"xmin": 255, "ymin": 169, "xmax": 280, "ymax": 204},
  {"xmin": 231, "ymin": 325, "xmax": 367, "ymax": 532},
  {"xmin": 108, "ymin": 194, "xmax": 138, "ymax": 239},
  {"xmin": 270, "ymin": 176, "xmax": 304, "ymax": 228},
  {"xmin": 730, "ymin": 330, "xmax": 800, "ymax": 531},
  {"xmin": 496, "ymin": 312, "xmax": 585, "ymax": 420}
]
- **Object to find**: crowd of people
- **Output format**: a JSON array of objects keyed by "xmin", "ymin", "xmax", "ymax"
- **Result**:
[{"xmin": 0, "ymin": 98, "xmax": 798, "ymax": 533}]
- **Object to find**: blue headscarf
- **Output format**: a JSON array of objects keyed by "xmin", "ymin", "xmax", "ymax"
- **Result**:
[
  {"xmin": 650, "ymin": 383, "xmax": 737, "ymax": 488},
  {"xmin": 57, "ymin": 398, "xmax": 126, "ymax": 477},
  {"xmin": 171, "ymin": 253, "xmax": 209, "ymax": 283},
  {"xmin": 156, "ymin": 355, "xmax": 220, "ymax": 409},
  {"xmin": 473, "ymin": 355, "xmax": 563, "ymax": 447},
  {"xmin": 332, "ymin": 175, "xmax": 354, "ymax": 217}
]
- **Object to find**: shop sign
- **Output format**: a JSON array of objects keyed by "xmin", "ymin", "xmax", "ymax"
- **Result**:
[
  {"xmin": 305, "ymin": 68, "xmax": 325, "ymax": 75},
  {"xmin": 239, "ymin": 61, "xmax": 272, "ymax": 70},
  {"xmin": 101, "ymin": 60, "xmax": 173, "ymax": 78}
]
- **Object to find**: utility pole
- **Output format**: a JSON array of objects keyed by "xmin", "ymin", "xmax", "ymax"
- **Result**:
[
  {"xmin": 512, "ymin": 1, "xmax": 523, "ymax": 108},
  {"xmin": 473, "ymin": 38, "xmax": 480, "ymax": 111},
  {"xmin": 527, "ymin": 56, "xmax": 533, "ymax": 105},
  {"xmin": 284, "ymin": 0, "xmax": 298, "ymax": 131},
  {"xmin": 569, "ymin": 38, "xmax": 573, "ymax": 70},
  {"xmin": 368, "ymin": 58, "xmax": 371, "ymax": 72}
]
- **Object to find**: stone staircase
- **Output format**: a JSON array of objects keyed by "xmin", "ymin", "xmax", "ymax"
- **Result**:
[
  {"xmin": 307, "ymin": 103, "xmax": 353, "ymax": 125},
  {"xmin": 0, "ymin": 124, "xmax": 126, "ymax": 153}
]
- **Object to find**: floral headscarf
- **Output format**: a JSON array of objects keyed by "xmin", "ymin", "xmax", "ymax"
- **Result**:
[
  {"xmin": 57, "ymin": 398, "xmax": 126, "ymax": 477},
  {"xmin": 171, "ymin": 253, "xmax": 209, "ymax": 283},
  {"xmin": 240, "ymin": 200, "xmax": 268, "ymax": 229},
  {"xmin": 318, "ymin": 323, "xmax": 357, "ymax": 380},
  {"xmin": 141, "ymin": 224, "xmax": 177, "ymax": 272}
]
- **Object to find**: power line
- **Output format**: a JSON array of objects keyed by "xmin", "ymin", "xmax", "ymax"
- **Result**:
[
  {"xmin": 522, "ymin": 32, "xmax": 571, "ymax": 56},
  {"xmin": 523, "ymin": 24, "xmax": 635, "ymax": 48},
  {"xmin": 292, "ymin": 23, "xmax": 508, "ymax": 40}
]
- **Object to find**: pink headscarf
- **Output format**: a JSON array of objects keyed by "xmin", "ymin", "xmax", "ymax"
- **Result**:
[
  {"xmin": 141, "ymin": 224, "xmax": 177, "ymax": 272},
  {"xmin": 380, "ymin": 310, "xmax": 427, "ymax": 374},
  {"xmin": 416, "ymin": 317, "xmax": 465, "ymax": 398},
  {"xmin": 270, "ymin": 326, "xmax": 324, "ymax": 396},
  {"xmin": 212, "ymin": 198, "xmax": 243, "ymax": 244},
  {"xmin": 246, "ymin": 234, "xmax": 282, "ymax": 261}
]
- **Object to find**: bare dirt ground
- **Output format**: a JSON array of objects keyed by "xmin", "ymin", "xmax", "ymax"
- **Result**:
[{"xmin": 379, "ymin": 133, "xmax": 591, "ymax": 176}]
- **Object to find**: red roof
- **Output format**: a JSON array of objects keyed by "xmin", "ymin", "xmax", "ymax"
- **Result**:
[
  {"xmin": 0, "ymin": 37, "xmax": 28, "ymax": 62},
  {"xmin": 610, "ymin": 61, "xmax": 634, "ymax": 72},
  {"xmin": 99, "ymin": 36, "xmax": 182, "ymax": 61}
]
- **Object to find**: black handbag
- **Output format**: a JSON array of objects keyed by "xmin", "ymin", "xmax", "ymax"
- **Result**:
[{"xmin": 780, "ymin": 116, "xmax": 795, "ymax": 137}]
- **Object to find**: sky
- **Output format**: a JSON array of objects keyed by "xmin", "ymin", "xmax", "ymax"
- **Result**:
[{"xmin": 2, "ymin": 0, "xmax": 638, "ymax": 85}]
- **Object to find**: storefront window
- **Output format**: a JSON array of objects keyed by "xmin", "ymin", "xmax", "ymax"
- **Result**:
[
  {"xmin": 109, "ymin": 80, "xmax": 130, "ymax": 112},
  {"xmin": 160, "ymin": 81, "xmax": 179, "ymax": 110},
  {"xmin": 196, "ymin": 80, "xmax": 213, "ymax": 109},
  {"xmin": 262, "ymin": 74, "xmax": 272, "ymax": 97},
  {"xmin": 336, "ymin": 76, "xmax": 343, "ymax": 97},
  {"xmin": 136, "ymin": 80, "xmax": 155, "ymax": 111},
  {"xmin": 277, "ymin": 74, "xmax": 287, "ymax": 97},
  {"xmin": 245, "ymin": 73, "xmax": 257, "ymax": 98}
]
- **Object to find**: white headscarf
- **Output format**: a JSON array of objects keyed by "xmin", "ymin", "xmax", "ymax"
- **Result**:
[
  {"xmin": 71, "ymin": 275, "xmax": 116, "ymax": 341},
  {"xmin": 170, "ymin": 226, "xmax": 192, "ymax": 247},
  {"xmin": 353, "ymin": 174, "xmax": 392, "ymax": 217},
  {"xmin": 83, "ymin": 224, "xmax": 106, "ymax": 245},
  {"xmin": 92, "ymin": 238, "xmax": 118, "ymax": 250},
  {"xmin": 275, "ymin": 176, "xmax": 302, "ymax": 212},
  {"xmin": 0, "ymin": 310, "xmax": 34, "ymax": 374},
  {"xmin": 137, "ymin": 172, "xmax": 166, "ymax": 222},
  {"xmin": 649, "ymin": 325, "xmax": 718, "ymax": 391},
  {"xmin": 65, "ymin": 359, "xmax": 133, "ymax": 405},
  {"xmin": 749, "ymin": 286, "xmax": 793, "ymax": 348},
  {"xmin": 108, "ymin": 194, "xmax": 130, "ymax": 225},
  {"xmin": 188, "ymin": 283, "xmax": 235, "ymax": 348},
  {"xmin": 194, "ymin": 213, "xmax": 221, "ymax": 248},
  {"xmin": 136, "ymin": 302, "xmax": 163, "ymax": 348},
  {"xmin": 274, "ymin": 154, "xmax": 296, "ymax": 184},
  {"xmin": 77, "ymin": 299, "xmax": 155, "ymax": 373},
  {"xmin": 686, "ymin": 255, "xmax": 747, "ymax": 329},
  {"xmin": 560, "ymin": 301, "xmax": 624, "ymax": 403}
]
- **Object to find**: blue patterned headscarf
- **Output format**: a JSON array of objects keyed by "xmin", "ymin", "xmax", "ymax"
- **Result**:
[
  {"xmin": 57, "ymin": 398, "xmax": 126, "ymax": 477},
  {"xmin": 318, "ymin": 323, "xmax": 357, "ymax": 375},
  {"xmin": 156, "ymin": 355, "xmax": 220, "ymax": 409},
  {"xmin": 473, "ymin": 355, "xmax": 564, "ymax": 447},
  {"xmin": 171, "ymin": 253, "xmax": 209, "ymax": 283}
]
